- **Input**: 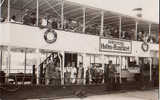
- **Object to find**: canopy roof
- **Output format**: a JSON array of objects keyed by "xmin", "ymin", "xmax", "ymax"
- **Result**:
[{"xmin": 1, "ymin": 0, "xmax": 159, "ymax": 31}]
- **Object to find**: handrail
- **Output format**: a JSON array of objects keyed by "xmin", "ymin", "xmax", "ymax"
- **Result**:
[
  {"xmin": 39, "ymin": 52, "xmax": 54, "ymax": 67},
  {"xmin": 0, "ymin": 22, "xmax": 159, "ymax": 44}
]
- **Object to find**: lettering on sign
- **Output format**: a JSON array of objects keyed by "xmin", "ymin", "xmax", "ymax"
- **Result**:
[{"xmin": 100, "ymin": 38, "xmax": 132, "ymax": 53}]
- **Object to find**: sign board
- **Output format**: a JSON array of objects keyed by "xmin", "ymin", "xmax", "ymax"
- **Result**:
[
  {"xmin": 100, "ymin": 37, "xmax": 132, "ymax": 53},
  {"xmin": 128, "ymin": 67, "xmax": 140, "ymax": 73}
]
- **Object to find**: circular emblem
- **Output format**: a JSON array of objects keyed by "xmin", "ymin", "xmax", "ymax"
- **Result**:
[
  {"xmin": 141, "ymin": 42, "xmax": 149, "ymax": 52},
  {"xmin": 44, "ymin": 29, "xmax": 57, "ymax": 44}
]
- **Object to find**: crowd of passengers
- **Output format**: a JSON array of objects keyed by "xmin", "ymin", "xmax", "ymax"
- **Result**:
[{"xmin": 0, "ymin": 9, "xmax": 157, "ymax": 43}]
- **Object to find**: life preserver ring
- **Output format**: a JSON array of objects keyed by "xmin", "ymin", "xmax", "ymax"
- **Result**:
[
  {"xmin": 44, "ymin": 29, "xmax": 57, "ymax": 44},
  {"xmin": 141, "ymin": 42, "xmax": 149, "ymax": 52}
]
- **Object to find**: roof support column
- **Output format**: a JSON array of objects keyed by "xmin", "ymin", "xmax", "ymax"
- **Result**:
[
  {"xmin": 7, "ymin": 0, "xmax": 10, "ymax": 22},
  {"xmin": 148, "ymin": 24, "xmax": 152, "ymax": 36},
  {"xmin": 82, "ymin": 53, "xmax": 86, "ymax": 85},
  {"xmin": 82, "ymin": 7, "xmax": 86, "ymax": 33},
  {"xmin": 135, "ymin": 21, "xmax": 138, "ymax": 40},
  {"xmin": 24, "ymin": 49, "xmax": 27, "ymax": 74},
  {"xmin": 149, "ymin": 58, "xmax": 152, "ymax": 81},
  {"xmin": 7, "ymin": 47, "xmax": 11, "ymax": 76},
  {"xmin": 156, "ymin": 28, "xmax": 159, "ymax": 43},
  {"xmin": 36, "ymin": 0, "xmax": 39, "ymax": 26},
  {"xmin": 0, "ymin": 0, "xmax": 1, "ymax": 18},
  {"xmin": 59, "ymin": 51, "xmax": 64, "ymax": 85},
  {"xmin": 61, "ymin": 0, "xmax": 64, "ymax": 29},
  {"xmin": 36, "ymin": 49, "xmax": 41, "ymax": 85},
  {"xmin": 119, "ymin": 16, "xmax": 122, "ymax": 39},
  {"xmin": 100, "ymin": 11, "xmax": 104, "ymax": 36},
  {"xmin": 119, "ymin": 56, "xmax": 122, "ymax": 84},
  {"xmin": 0, "ymin": 50, "xmax": 2, "ymax": 71}
]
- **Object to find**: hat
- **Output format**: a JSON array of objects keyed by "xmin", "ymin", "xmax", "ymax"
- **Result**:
[{"xmin": 25, "ymin": 9, "xmax": 29, "ymax": 13}]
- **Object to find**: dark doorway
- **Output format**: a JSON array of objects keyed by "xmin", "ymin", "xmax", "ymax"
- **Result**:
[{"xmin": 64, "ymin": 53, "xmax": 77, "ymax": 67}]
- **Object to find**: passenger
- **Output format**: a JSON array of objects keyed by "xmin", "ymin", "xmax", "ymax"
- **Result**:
[
  {"xmin": 76, "ymin": 22, "xmax": 83, "ymax": 33},
  {"xmin": 32, "ymin": 65, "xmax": 36, "ymax": 84},
  {"xmin": 22, "ymin": 9, "xmax": 32, "ymax": 25},
  {"xmin": 97, "ymin": 69, "xmax": 104, "ymax": 84},
  {"xmin": 148, "ymin": 36, "xmax": 153, "ymax": 43},
  {"xmin": 70, "ymin": 62, "xmax": 77, "ymax": 84},
  {"xmin": 45, "ymin": 59, "xmax": 51, "ymax": 85},
  {"xmin": 125, "ymin": 31, "xmax": 130, "ymax": 40},
  {"xmin": 139, "ymin": 60, "xmax": 145, "ymax": 90},
  {"xmin": 40, "ymin": 15, "xmax": 49, "ymax": 28},
  {"xmin": 77, "ymin": 63, "xmax": 84, "ymax": 84},
  {"xmin": 85, "ymin": 25, "xmax": 92, "ymax": 34},
  {"xmin": 105, "ymin": 61, "xmax": 116, "ymax": 91},
  {"xmin": 137, "ymin": 32, "xmax": 143, "ymax": 41},
  {"xmin": 49, "ymin": 59, "xmax": 58, "ymax": 86},
  {"xmin": 142, "ymin": 32, "xmax": 148, "ymax": 42},
  {"xmin": 85, "ymin": 67, "xmax": 90, "ymax": 84},
  {"xmin": 57, "ymin": 19, "xmax": 61, "ymax": 29},
  {"xmin": 51, "ymin": 18, "xmax": 58, "ymax": 29},
  {"xmin": 0, "ymin": 17, "xmax": 6, "ymax": 22},
  {"xmin": 130, "ymin": 29, "xmax": 136, "ymax": 40},
  {"xmin": 55, "ymin": 63, "xmax": 61, "ymax": 86},
  {"xmin": 90, "ymin": 65, "xmax": 97, "ymax": 84},
  {"xmin": 122, "ymin": 31, "xmax": 126, "ymax": 39},
  {"xmin": 47, "ymin": 16, "xmax": 53, "ymax": 29},
  {"xmin": 106, "ymin": 28, "xmax": 113, "ymax": 38},
  {"xmin": 64, "ymin": 63, "xmax": 71, "ymax": 85},
  {"xmin": 30, "ymin": 12, "xmax": 36, "ymax": 26},
  {"xmin": 64, "ymin": 18, "xmax": 69, "ymax": 30},
  {"xmin": 11, "ymin": 15, "xmax": 16, "ymax": 22},
  {"xmin": 68, "ymin": 19, "xmax": 74, "ymax": 31},
  {"xmin": 113, "ymin": 29, "xmax": 119, "ymax": 38}
]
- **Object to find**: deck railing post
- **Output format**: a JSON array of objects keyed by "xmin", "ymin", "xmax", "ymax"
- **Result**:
[
  {"xmin": 119, "ymin": 16, "xmax": 122, "ymax": 39},
  {"xmin": 156, "ymin": 27, "xmax": 159, "ymax": 43},
  {"xmin": 5, "ymin": 46, "xmax": 11, "ymax": 83},
  {"xmin": 148, "ymin": 23, "xmax": 151, "ymax": 36},
  {"xmin": 82, "ymin": 7, "xmax": 86, "ymax": 33},
  {"xmin": 7, "ymin": 0, "xmax": 10, "ymax": 22},
  {"xmin": 100, "ymin": 11, "xmax": 104, "ymax": 36},
  {"xmin": 36, "ymin": 0, "xmax": 39, "ymax": 26},
  {"xmin": 7, "ymin": 47, "xmax": 11, "ymax": 75},
  {"xmin": 102, "ymin": 55, "xmax": 105, "ymax": 84},
  {"xmin": 149, "ymin": 58, "xmax": 152, "ymax": 81},
  {"xmin": 60, "ymin": 51, "xmax": 65, "ymax": 85},
  {"xmin": 0, "ymin": 50, "xmax": 2, "ymax": 71},
  {"xmin": 0, "ymin": 0, "xmax": 1, "ymax": 18},
  {"xmin": 61, "ymin": 0, "xmax": 64, "ymax": 29},
  {"xmin": 24, "ymin": 49, "xmax": 27, "ymax": 74},
  {"xmin": 119, "ymin": 56, "xmax": 122, "ymax": 84},
  {"xmin": 82, "ymin": 53, "xmax": 87, "ymax": 85},
  {"xmin": 36, "ymin": 49, "xmax": 41, "ymax": 85},
  {"xmin": 59, "ymin": 51, "xmax": 64, "ymax": 85},
  {"xmin": 135, "ymin": 21, "xmax": 138, "ymax": 40}
]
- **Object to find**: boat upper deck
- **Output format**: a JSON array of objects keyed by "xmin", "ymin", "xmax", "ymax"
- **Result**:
[
  {"xmin": 0, "ymin": 0, "xmax": 159, "ymax": 44},
  {"xmin": 0, "ymin": 22, "xmax": 158, "ymax": 58}
]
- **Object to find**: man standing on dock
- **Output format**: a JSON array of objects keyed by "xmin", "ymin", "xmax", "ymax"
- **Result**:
[{"xmin": 105, "ymin": 60, "xmax": 116, "ymax": 91}]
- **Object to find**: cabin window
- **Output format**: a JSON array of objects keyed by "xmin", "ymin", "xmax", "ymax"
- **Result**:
[{"xmin": 10, "ymin": 51, "xmax": 25, "ymax": 73}]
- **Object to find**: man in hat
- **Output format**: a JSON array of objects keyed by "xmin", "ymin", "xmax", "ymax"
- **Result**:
[
  {"xmin": 105, "ymin": 60, "xmax": 116, "ymax": 91},
  {"xmin": 22, "ymin": 9, "xmax": 32, "ymax": 25}
]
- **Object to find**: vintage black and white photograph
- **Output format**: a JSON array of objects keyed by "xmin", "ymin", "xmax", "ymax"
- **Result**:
[{"xmin": 0, "ymin": 0, "xmax": 159, "ymax": 100}]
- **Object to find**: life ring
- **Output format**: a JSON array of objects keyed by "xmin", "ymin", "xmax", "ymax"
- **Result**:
[
  {"xmin": 44, "ymin": 29, "xmax": 57, "ymax": 44},
  {"xmin": 141, "ymin": 42, "xmax": 149, "ymax": 52}
]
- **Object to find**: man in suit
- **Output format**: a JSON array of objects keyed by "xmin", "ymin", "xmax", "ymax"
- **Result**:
[
  {"xmin": 77, "ymin": 63, "xmax": 84, "ymax": 85},
  {"xmin": 104, "ymin": 60, "xmax": 116, "ymax": 91}
]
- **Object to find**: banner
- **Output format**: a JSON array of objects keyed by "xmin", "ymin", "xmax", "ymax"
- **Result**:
[{"xmin": 100, "ymin": 38, "xmax": 132, "ymax": 53}]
